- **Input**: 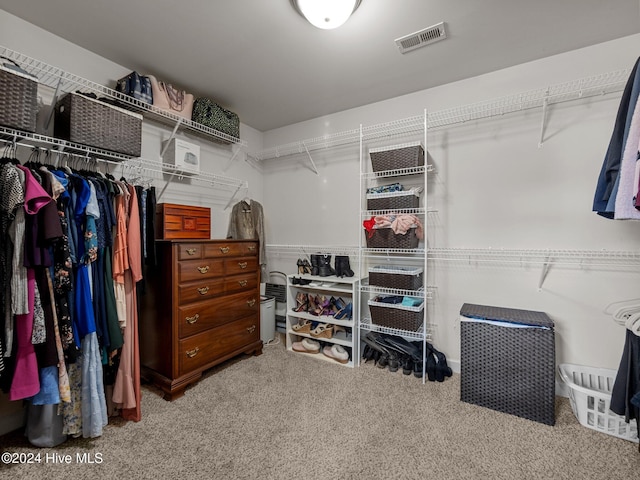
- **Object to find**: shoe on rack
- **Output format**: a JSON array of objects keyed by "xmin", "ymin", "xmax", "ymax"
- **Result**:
[
  {"xmin": 292, "ymin": 292, "xmax": 309, "ymax": 313},
  {"xmin": 292, "ymin": 338, "xmax": 320, "ymax": 354},
  {"xmin": 310, "ymin": 323, "xmax": 333, "ymax": 339},
  {"xmin": 292, "ymin": 319, "xmax": 312, "ymax": 334},
  {"xmin": 310, "ymin": 254, "xmax": 321, "ymax": 276},
  {"xmin": 334, "ymin": 302, "xmax": 352, "ymax": 320},
  {"xmin": 335, "ymin": 255, "xmax": 354, "ymax": 278},
  {"xmin": 322, "ymin": 345, "xmax": 349, "ymax": 364},
  {"xmin": 296, "ymin": 258, "xmax": 305, "ymax": 275},
  {"xmin": 318, "ymin": 254, "xmax": 335, "ymax": 277}
]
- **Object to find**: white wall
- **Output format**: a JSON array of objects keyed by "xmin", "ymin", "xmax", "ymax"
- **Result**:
[{"xmin": 261, "ymin": 33, "xmax": 640, "ymax": 376}]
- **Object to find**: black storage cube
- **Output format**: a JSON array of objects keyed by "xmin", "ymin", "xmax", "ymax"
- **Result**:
[{"xmin": 460, "ymin": 303, "xmax": 555, "ymax": 426}]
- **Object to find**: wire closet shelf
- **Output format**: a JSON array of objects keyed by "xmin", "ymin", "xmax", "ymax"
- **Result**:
[{"xmin": 0, "ymin": 45, "xmax": 247, "ymax": 147}]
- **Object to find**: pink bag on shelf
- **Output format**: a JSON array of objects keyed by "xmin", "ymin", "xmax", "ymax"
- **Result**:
[{"xmin": 147, "ymin": 75, "xmax": 194, "ymax": 121}]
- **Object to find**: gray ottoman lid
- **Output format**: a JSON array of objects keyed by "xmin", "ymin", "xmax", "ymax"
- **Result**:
[{"xmin": 460, "ymin": 303, "xmax": 554, "ymax": 329}]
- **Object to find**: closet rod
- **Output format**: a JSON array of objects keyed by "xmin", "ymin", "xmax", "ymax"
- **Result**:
[
  {"xmin": 266, "ymin": 244, "xmax": 360, "ymax": 257},
  {"xmin": 254, "ymin": 68, "xmax": 630, "ymax": 161}
]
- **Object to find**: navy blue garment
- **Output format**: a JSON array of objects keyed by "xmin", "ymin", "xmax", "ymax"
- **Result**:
[
  {"xmin": 593, "ymin": 57, "xmax": 640, "ymax": 217},
  {"xmin": 610, "ymin": 329, "xmax": 640, "ymax": 444}
]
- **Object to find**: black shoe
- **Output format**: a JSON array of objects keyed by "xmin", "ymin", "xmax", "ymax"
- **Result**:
[
  {"xmin": 310, "ymin": 254, "xmax": 321, "ymax": 276},
  {"xmin": 335, "ymin": 255, "xmax": 354, "ymax": 277}
]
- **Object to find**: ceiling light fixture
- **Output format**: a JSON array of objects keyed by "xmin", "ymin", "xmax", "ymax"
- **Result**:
[{"xmin": 290, "ymin": 0, "xmax": 362, "ymax": 30}]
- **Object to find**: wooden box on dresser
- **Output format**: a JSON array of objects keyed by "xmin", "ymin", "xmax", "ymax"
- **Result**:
[{"xmin": 139, "ymin": 239, "xmax": 263, "ymax": 400}]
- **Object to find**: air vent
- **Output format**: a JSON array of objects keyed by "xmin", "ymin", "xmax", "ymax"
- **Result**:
[{"xmin": 395, "ymin": 22, "xmax": 446, "ymax": 54}]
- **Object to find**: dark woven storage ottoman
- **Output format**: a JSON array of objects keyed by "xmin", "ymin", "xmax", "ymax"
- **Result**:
[
  {"xmin": 369, "ymin": 299, "xmax": 424, "ymax": 331},
  {"xmin": 369, "ymin": 141, "xmax": 424, "ymax": 173},
  {"xmin": 54, "ymin": 92, "xmax": 142, "ymax": 157},
  {"xmin": 460, "ymin": 303, "xmax": 555, "ymax": 425},
  {"xmin": 364, "ymin": 226, "xmax": 419, "ymax": 249},
  {"xmin": 0, "ymin": 65, "xmax": 38, "ymax": 132},
  {"xmin": 369, "ymin": 266, "xmax": 423, "ymax": 290}
]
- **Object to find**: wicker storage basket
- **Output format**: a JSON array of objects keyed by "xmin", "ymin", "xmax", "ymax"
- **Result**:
[
  {"xmin": 54, "ymin": 92, "xmax": 142, "ymax": 157},
  {"xmin": 369, "ymin": 141, "xmax": 424, "ymax": 173},
  {"xmin": 559, "ymin": 363, "xmax": 638, "ymax": 443},
  {"xmin": 366, "ymin": 190, "xmax": 420, "ymax": 210},
  {"xmin": 364, "ymin": 226, "xmax": 419, "ymax": 249},
  {"xmin": 0, "ymin": 64, "xmax": 38, "ymax": 132},
  {"xmin": 368, "ymin": 298, "xmax": 424, "ymax": 331},
  {"xmin": 369, "ymin": 266, "xmax": 423, "ymax": 290}
]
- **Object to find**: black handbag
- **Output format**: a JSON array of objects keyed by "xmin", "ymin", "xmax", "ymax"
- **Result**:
[
  {"xmin": 192, "ymin": 98, "xmax": 240, "ymax": 142},
  {"xmin": 115, "ymin": 71, "xmax": 153, "ymax": 105}
]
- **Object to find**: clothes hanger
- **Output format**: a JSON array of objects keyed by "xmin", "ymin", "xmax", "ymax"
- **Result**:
[{"xmin": 612, "ymin": 303, "xmax": 640, "ymax": 326}]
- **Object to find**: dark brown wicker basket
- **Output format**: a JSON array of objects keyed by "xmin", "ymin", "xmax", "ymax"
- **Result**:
[
  {"xmin": 369, "ymin": 299, "xmax": 424, "ymax": 331},
  {"xmin": 54, "ymin": 93, "xmax": 142, "ymax": 157},
  {"xmin": 367, "ymin": 190, "xmax": 420, "ymax": 210},
  {"xmin": 369, "ymin": 142, "xmax": 424, "ymax": 172},
  {"xmin": 364, "ymin": 226, "xmax": 419, "ymax": 249},
  {"xmin": 0, "ymin": 66, "xmax": 38, "ymax": 132},
  {"xmin": 369, "ymin": 266, "xmax": 423, "ymax": 290}
]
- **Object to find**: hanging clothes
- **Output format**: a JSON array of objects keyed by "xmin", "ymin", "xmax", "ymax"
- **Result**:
[{"xmin": 227, "ymin": 198, "xmax": 266, "ymax": 277}]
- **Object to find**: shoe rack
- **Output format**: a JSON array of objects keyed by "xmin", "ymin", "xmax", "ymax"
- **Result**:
[
  {"xmin": 357, "ymin": 110, "xmax": 432, "ymax": 383},
  {"xmin": 285, "ymin": 273, "xmax": 360, "ymax": 368}
]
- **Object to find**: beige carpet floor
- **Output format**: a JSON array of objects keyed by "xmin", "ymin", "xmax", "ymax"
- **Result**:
[{"xmin": 1, "ymin": 335, "xmax": 639, "ymax": 479}]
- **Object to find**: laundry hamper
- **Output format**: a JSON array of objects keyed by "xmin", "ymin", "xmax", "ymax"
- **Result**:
[
  {"xmin": 460, "ymin": 303, "xmax": 555, "ymax": 425},
  {"xmin": 558, "ymin": 363, "xmax": 639, "ymax": 442},
  {"xmin": 369, "ymin": 141, "xmax": 424, "ymax": 173}
]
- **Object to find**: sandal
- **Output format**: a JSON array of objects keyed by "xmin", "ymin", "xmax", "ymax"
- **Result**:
[
  {"xmin": 322, "ymin": 345, "xmax": 349, "ymax": 364},
  {"xmin": 292, "ymin": 338, "xmax": 320, "ymax": 354},
  {"xmin": 292, "ymin": 319, "xmax": 312, "ymax": 334},
  {"xmin": 310, "ymin": 323, "xmax": 333, "ymax": 339}
]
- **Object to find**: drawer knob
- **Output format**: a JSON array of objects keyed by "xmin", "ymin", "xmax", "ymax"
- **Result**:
[
  {"xmin": 248, "ymin": 245, "xmax": 256, "ymax": 252},
  {"xmin": 220, "ymin": 246, "xmax": 230, "ymax": 254},
  {"xmin": 198, "ymin": 286, "xmax": 209, "ymax": 295},
  {"xmin": 185, "ymin": 314, "xmax": 200, "ymax": 324},
  {"xmin": 247, "ymin": 325, "xmax": 256, "ymax": 334},
  {"xmin": 238, "ymin": 262, "xmax": 248, "ymax": 269},
  {"xmin": 186, "ymin": 347, "xmax": 200, "ymax": 358},
  {"xmin": 247, "ymin": 298, "xmax": 256, "ymax": 307},
  {"xmin": 186, "ymin": 248, "xmax": 197, "ymax": 256},
  {"xmin": 197, "ymin": 265, "xmax": 209, "ymax": 274},
  {"xmin": 238, "ymin": 280, "xmax": 248, "ymax": 287}
]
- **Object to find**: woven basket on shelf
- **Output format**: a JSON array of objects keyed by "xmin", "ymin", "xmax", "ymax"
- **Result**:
[
  {"xmin": 369, "ymin": 142, "xmax": 424, "ymax": 173},
  {"xmin": 366, "ymin": 190, "xmax": 420, "ymax": 210},
  {"xmin": 368, "ymin": 299, "xmax": 424, "ymax": 331},
  {"xmin": 369, "ymin": 266, "xmax": 423, "ymax": 290},
  {"xmin": 0, "ymin": 65, "xmax": 38, "ymax": 132},
  {"xmin": 54, "ymin": 92, "xmax": 142, "ymax": 157},
  {"xmin": 364, "ymin": 226, "xmax": 419, "ymax": 249}
]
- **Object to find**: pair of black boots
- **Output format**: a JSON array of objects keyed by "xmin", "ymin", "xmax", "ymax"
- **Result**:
[
  {"xmin": 361, "ymin": 332, "xmax": 452, "ymax": 382},
  {"xmin": 310, "ymin": 254, "xmax": 354, "ymax": 278}
]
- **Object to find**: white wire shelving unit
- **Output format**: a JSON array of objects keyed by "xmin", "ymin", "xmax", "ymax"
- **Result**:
[
  {"xmin": 0, "ymin": 45, "xmax": 247, "ymax": 147},
  {"xmin": 266, "ymin": 244, "xmax": 360, "ymax": 258},
  {"xmin": 253, "ymin": 68, "xmax": 630, "ymax": 161}
]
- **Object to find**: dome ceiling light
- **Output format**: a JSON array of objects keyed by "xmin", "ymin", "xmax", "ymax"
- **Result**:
[{"xmin": 290, "ymin": 0, "xmax": 362, "ymax": 30}]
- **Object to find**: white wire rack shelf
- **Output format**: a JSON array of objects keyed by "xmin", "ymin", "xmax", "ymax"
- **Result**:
[
  {"xmin": 0, "ymin": 126, "xmax": 133, "ymax": 162},
  {"xmin": 360, "ymin": 284, "xmax": 434, "ymax": 299},
  {"xmin": 426, "ymin": 247, "xmax": 640, "ymax": 267},
  {"xmin": 359, "ymin": 317, "xmax": 431, "ymax": 341},
  {"xmin": 266, "ymin": 244, "xmax": 361, "ymax": 257},
  {"xmin": 0, "ymin": 45, "xmax": 247, "ymax": 147},
  {"xmin": 362, "ymin": 248, "xmax": 426, "ymax": 258},
  {"xmin": 361, "ymin": 208, "xmax": 437, "ymax": 217},
  {"xmin": 361, "ymin": 165, "xmax": 433, "ymax": 180},
  {"xmin": 254, "ymin": 68, "xmax": 629, "ymax": 161}
]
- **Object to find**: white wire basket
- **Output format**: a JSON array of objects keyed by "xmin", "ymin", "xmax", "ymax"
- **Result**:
[{"xmin": 558, "ymin": 363, "xmax": 639, "ymax": 443}]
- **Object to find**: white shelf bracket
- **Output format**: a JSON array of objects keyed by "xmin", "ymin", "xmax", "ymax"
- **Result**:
[
  {"xmin": 222, "ymin": 145, "xmax": 243, "ymax": 172},
  {"xmin": 538, "ymin": 92, "xmax": 549, "ymax": 148},
  {"xmin": 224, "ymin": 182, "xmax": 246, "ymax": 211},
  {"xmin": 44, "ymin": 75, "xmax": 64, "ymax": 134},
  {"xmin": 159, "ymin": 117, "xmax": 183, "ymax": 158},
  {"xmin": 303, "ymin": 142, "xmax": 319, "ymax": 175},
  {"xmin": 538, "ymin": 256, "xmax": 552, "ymax": 291}
]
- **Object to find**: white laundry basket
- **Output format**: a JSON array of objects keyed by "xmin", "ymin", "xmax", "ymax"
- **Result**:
[{"xmin": 558, "ymin": 363, "xmax": 639, "ymax": 443}]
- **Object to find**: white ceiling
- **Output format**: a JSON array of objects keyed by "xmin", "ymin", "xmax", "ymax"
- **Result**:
[{"xmin": 0, "ymin": 0, "xmax": 638, "ymax": 132}]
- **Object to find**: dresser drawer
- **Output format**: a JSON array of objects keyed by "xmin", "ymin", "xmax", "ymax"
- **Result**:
[
  {"xmin": 178, "ymin": 278, "xmax": 226, "ymax": 305},
  {"xmin": 177, "ymin": 290, "xmax": 260, "ymax": 338},
  {"xmin": 225, "ymin": 256, "xmax": 258, "ymax": 276},
  {"xmin": 178, "ymin": 315, "xmax": 259, "ymax": 375},
  {"xmin": 203, "ymin": 242, "xmax": 258, "ymax": 258},
  {"xmin": 177, "ymin": 243, "xmax": 203, "ymax": 260},
  {"xmin": 224, "ymin": 273, "xmax": 258, "ymax": 295},
  {"xmin": 178, "ymin": 258, "xmax": 224, "ymax": 283}
]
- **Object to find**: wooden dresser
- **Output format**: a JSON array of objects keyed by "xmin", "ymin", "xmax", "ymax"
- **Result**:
[{"xmin": 139, "ymin": 239, "xmax": 262, "ymax": 400}]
